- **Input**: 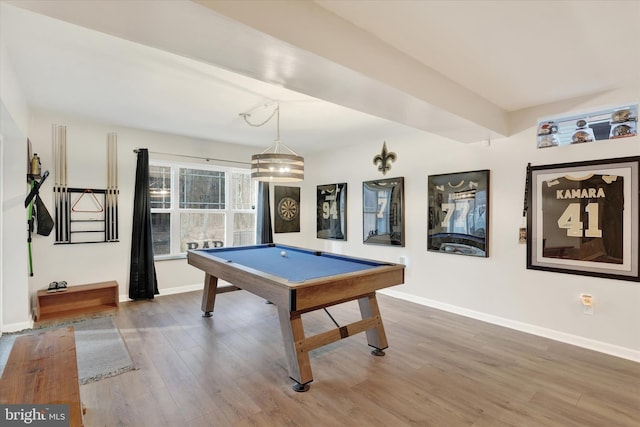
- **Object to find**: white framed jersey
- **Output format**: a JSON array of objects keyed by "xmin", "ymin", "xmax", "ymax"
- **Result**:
[{"xmin": 527, "ymin": 156, "xmax": 639, "ymax": 282}]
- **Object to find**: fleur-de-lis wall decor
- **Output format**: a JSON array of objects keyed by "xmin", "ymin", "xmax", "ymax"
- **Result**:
[{"xmin": 373, "ymin": 141, "xmax": 396, "ymax": 175}]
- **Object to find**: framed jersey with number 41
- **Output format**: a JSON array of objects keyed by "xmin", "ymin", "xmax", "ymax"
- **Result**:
[
  {"xmin": 527, "ymin": 156, "xmax": 640, "ymax": 282},
  {"xmin": 317, "ymin": 183, "xmax": 347, "ymax": 240}
]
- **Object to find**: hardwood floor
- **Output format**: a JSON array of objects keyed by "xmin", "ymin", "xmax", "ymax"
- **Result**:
[{"xmin": 80, "ymin": 290, "xmax": 640, "ymax": 426}]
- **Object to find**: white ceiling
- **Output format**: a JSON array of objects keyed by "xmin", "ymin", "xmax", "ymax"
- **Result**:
[
  {"xmin": 1, "ymin": 0, "xmax": 639, "ymax": 154},
  {"xmin": 316, "ymin": 0, "xmax": 640, "ymax": 112}
]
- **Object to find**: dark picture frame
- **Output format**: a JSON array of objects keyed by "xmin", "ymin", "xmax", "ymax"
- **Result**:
[
  {"xmin": 427, "ymin": 170, "xmax": 490, "ymax": 257},
  {"xmin": 363, "ymin": 177, "xmax": 404, "ymax": 246},
  {"xmin": 527, "ymin": 156, "xmax": 639, "ymax": 281},
  {"xmin": 317, "ymin": 183, "xmax": 347, "ymax": 240},
  {"xmin": 274, "ymin": 186, "xmax": 300, "ymax": 233}
]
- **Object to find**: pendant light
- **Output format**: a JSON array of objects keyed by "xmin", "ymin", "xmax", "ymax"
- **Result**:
[{"xmin": 241, "ymin": 103, "xmax": 304, "ymax": 182}]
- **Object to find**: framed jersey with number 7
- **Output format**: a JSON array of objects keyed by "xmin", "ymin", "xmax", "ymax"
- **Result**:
[
  {"xmin": 527, "ymin": 156, "xmax": 640, "ymax": 281},
  {"xmin": 427, "ymin": 170, "xmax": 490, "ymax": 257},
  {"xmin": 363, "ymin": 177, "xmax": 405, "ymax": 246}
]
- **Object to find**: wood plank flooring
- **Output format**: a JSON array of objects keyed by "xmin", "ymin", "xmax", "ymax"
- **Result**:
[{"xmin": 80, "ymin": 290, "xmax": 640, "ymax": 426}]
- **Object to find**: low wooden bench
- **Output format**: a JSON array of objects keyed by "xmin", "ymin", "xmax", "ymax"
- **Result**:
[
  {"xmin": 35, "ymin": 280, "xmax": 119, "ymax": 325},
  {"xmin": 0, "ymin": 327, "xmax": 85, "ymax": 427}
]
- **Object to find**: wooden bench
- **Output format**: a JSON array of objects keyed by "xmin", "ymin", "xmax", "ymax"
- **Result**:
[
  {"xmin": 35, "ymin": 281, "xmax": 119, "ymax": 325},
  {"xmin": 0, "ymin": 327, "xmax": 85, "ymax": 427}
]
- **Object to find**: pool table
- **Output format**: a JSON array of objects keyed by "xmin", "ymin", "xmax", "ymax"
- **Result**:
[{"xmin": 187, "ymin": 243, "xmax": 405, "ymax": 391}]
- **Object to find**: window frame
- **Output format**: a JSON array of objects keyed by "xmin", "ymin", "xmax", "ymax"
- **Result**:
[{"xmin": 149, "ymin": 159, "xmax": 257, "ymax": 260}]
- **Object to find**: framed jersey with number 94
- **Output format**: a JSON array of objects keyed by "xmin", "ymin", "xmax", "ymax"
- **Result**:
[
  {"xmin": 527, "ymin": 156, "xmax": 640, "ymax": 281},
  {"xmin": 317, "ymin": 183, "xmax": 347, "ymax": 240}
]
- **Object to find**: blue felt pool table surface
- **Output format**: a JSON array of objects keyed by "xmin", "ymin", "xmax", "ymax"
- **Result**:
[{"xmin": 195, "ymin": 244, "xmax": 386, "ymax": 283}]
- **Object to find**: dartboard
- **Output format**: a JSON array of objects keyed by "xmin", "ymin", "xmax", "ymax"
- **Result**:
[{"xmin": 278, "ymin": 197, "xmax": 299, "ymax": 221}]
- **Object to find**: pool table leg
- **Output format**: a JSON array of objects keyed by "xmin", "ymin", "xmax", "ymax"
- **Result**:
[
  {"xmin": 358, "ymin": 293, "xmax": 388, "ymax": 355},
  {"xmin": 201, "ymin": 274, "xmax": 218, "ymax": 317},
  {"xmin": 277, "ymin": 307, "xmax": 313, "ymax": 392}
]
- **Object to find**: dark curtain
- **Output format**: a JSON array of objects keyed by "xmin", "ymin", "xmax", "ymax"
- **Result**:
[
  {"xmin": 256, "ymin": 181, "xmax": 273, "ymax": 244},
  {"xmin": 129, "ymin": 148, "xmax": 159, "ymax": 299}
]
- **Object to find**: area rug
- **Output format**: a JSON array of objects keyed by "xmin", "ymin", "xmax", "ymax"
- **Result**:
[{"xmin": 0, "ymin": 316, "xmax": 135, "ymax": 384}]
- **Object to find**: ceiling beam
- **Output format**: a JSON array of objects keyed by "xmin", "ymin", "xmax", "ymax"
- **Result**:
[
  {"xmin": 8, "ymin": 0, "xmax": 509, "ymax": 142},
  {"xmin": 195, "ymin": 0, "xmax": 509, "ymax": 142}
]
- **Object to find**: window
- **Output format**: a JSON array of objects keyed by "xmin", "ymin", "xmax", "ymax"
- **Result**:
[{"xmin": 149, "ymin": 161, "xmax": 256, "ymax": 258}]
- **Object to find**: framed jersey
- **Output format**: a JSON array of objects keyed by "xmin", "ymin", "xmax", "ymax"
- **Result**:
[
  {"xmin": 527, "ymin": 157, "xmax": 639, "ymax": 281},
  {"xmin": 317, "ymin": 183, "xmax": 347, "ymax": 240},
  {"xmin": 428, "ymin": 170, "xmax": 490, "ymax": 257},
  {"xmin": 363, "ymin": 177, "xmax": 404, "ymax": 246}
]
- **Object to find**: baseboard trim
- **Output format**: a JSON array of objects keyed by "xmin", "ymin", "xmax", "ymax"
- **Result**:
[
  {"xmin": 119, "ymin": 282, "xmax": 237, "ymax": 303},
  {"xmin": 114, "ymin": 283, "xmax": 638, "ymax": 363},
  {"xmin": 379, "ymin": 288, "xmax": 640, "ymax": 363},
  {"xmin": 1, "ymin": 320, "xmax": 34, "ymax": 333}
]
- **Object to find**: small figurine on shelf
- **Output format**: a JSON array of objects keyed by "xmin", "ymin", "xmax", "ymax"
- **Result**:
[
  {"xmin": 611, "ymin": 108, "xmax": 635, "ymax": 124},
  {"xmin": 609, "ymin": 107, "xmax": 637, "ymax": 139},
  {"xmin": 537, "ymin": 121, "xmax": 559, "ymax": 148},
  {"xmin": 571, "ymin": 119, "xmax": 595, "ymax": 144}
]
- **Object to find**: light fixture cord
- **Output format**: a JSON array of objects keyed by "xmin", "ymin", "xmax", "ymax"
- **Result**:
[
  {"xmin": 239, "ymin": 103, "xmax": 279, "ymax": 129},
  {"xmin": 241, "ymin": 102, "xmax": 299, "ymax": 156},
  {"xmin": 276, "ymin": 105, "xmax": 280, "ymax": 141}
]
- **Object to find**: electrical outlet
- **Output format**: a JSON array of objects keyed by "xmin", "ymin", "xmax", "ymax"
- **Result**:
[{"xmin": 580, "ymin": 293, "xmax": 594, "ymax": 315}]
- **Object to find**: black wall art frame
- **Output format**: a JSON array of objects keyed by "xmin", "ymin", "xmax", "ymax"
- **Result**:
[
  {"xmin": 317, "ymin": 183, "xmax": 347, "ymax": 240},
  {"xmin": 428, "ymin": 170, "xmax": 490, "ymax": 257},
  {"xmin": 527, "ymin": 156, "xmax": 639, "ymax": 281},
  {"xmin": 363, "ymin": 177, "xmax": 404, "ymax": 246},
  {"xmin": 274, "ymin": 186, "xmax": 300, "ymax": 233}
]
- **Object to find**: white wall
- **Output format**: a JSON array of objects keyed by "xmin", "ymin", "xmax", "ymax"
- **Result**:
[
  {"xmin": 4, "ymin": 96, "xmax": 640, "ymax": 361},
  {"xmin": 0, "ymin": 113, "xmax": 32, "ymax": 332},
  {"xmin": 279, "ymin": 95, "xmax": 640, "ymax": 361},
  {"xmin": 24, "ymin": 110, "xmax": 257, "ymax": 311},
  {"xmin": 0, "ymin": 36, "xmax": 31, "ymax": 332}
]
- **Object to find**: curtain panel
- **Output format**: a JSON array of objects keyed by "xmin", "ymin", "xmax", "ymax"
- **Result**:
[
  {"xmin": 129, "ymin": 148, "xmax": 159, "ymax": 299},
  {"xmin": 256, "ymin": 181, "xmax": 273, "ymax": 244}
]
